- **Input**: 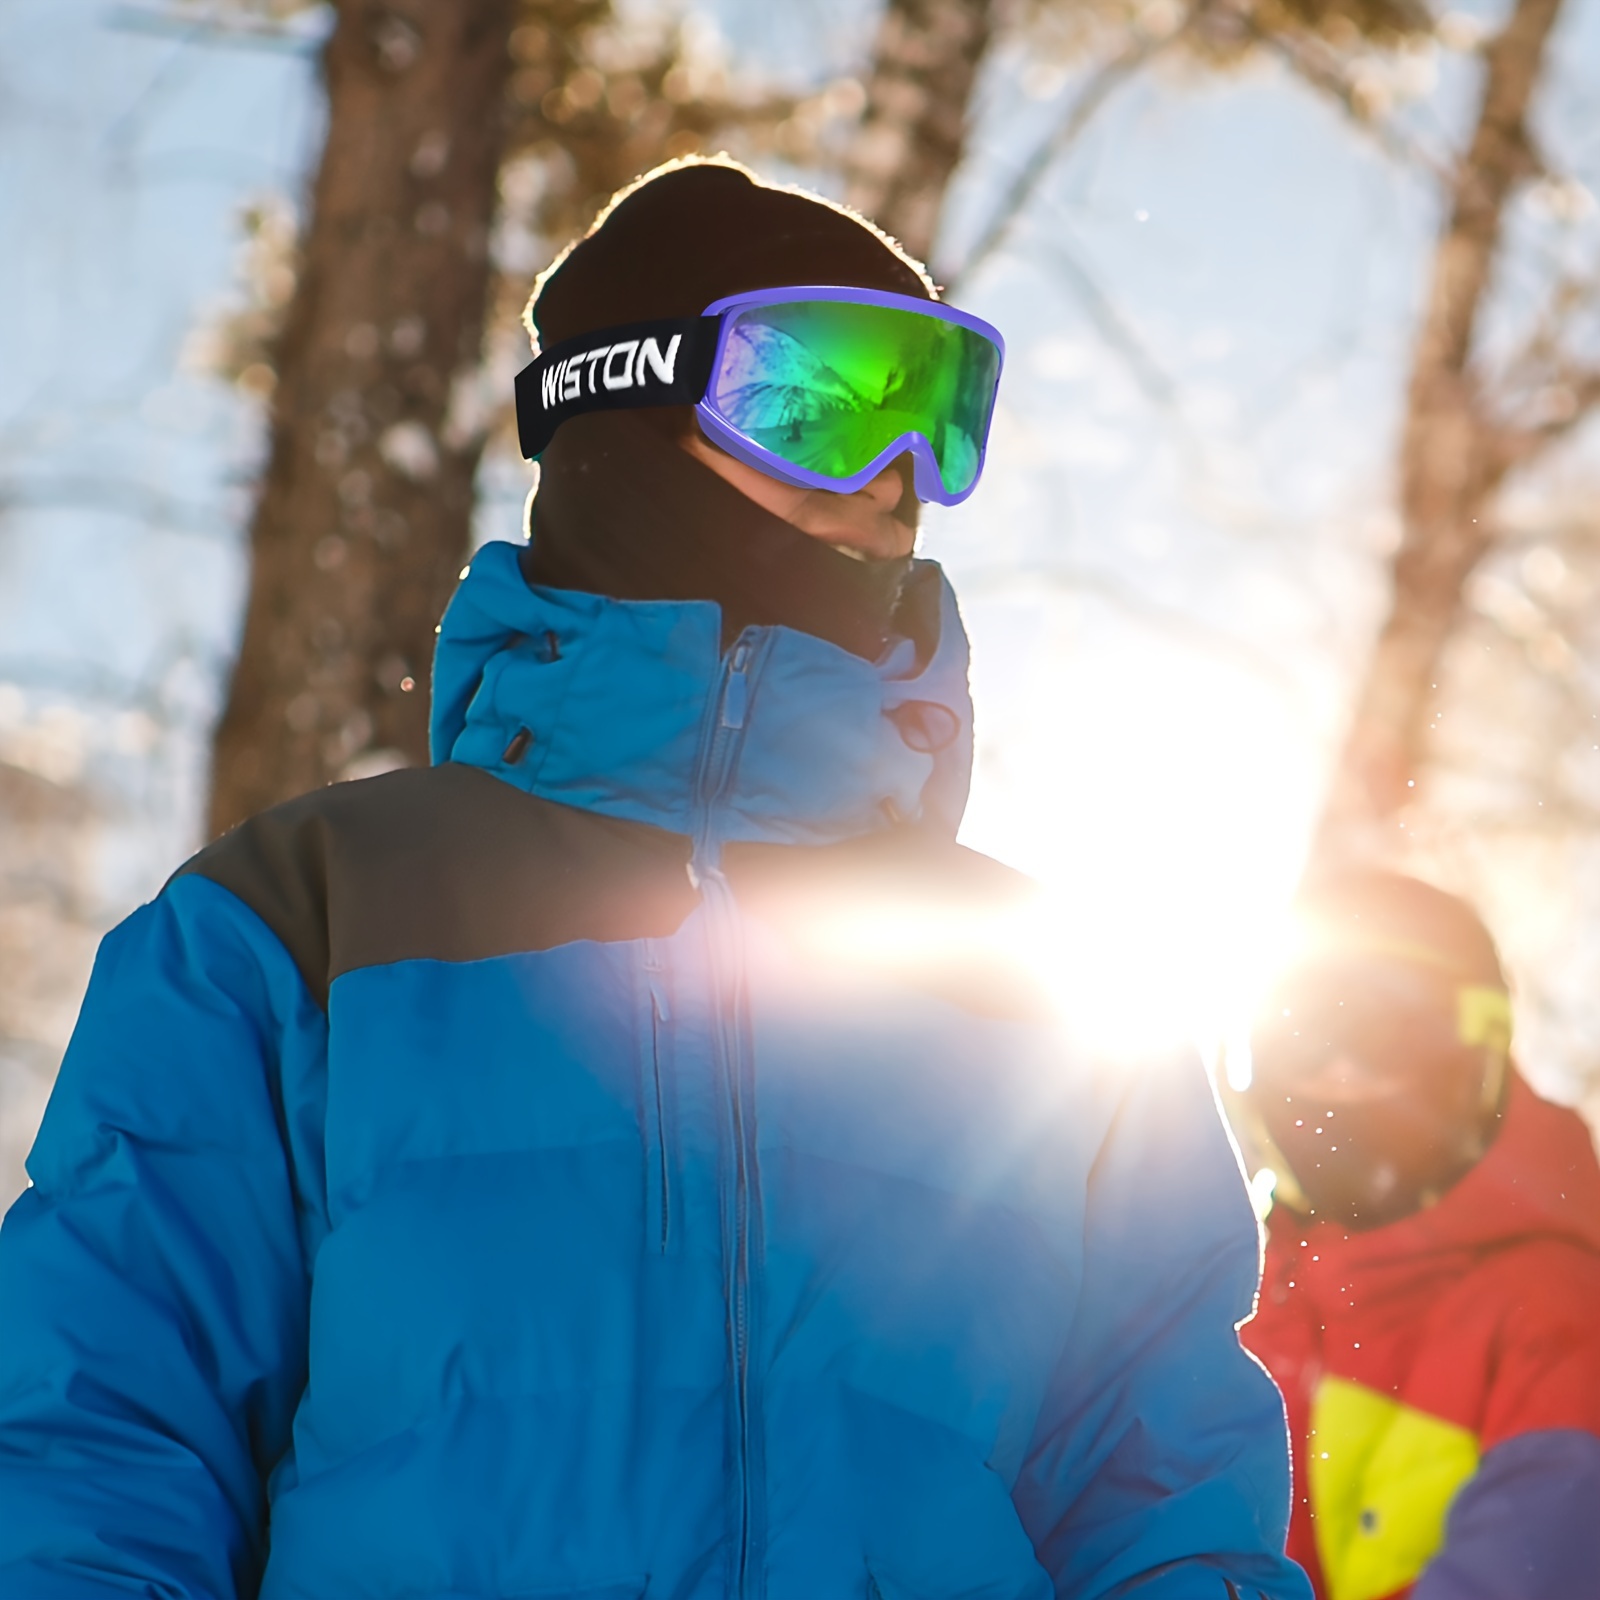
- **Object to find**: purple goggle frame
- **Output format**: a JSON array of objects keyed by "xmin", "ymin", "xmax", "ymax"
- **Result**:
[{"xmin": 515, "ymin": 285, "xmax": 1005, "ymax": 508}]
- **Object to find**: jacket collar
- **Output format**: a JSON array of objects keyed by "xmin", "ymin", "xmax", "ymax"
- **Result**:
[{"xmin": 429, "ymin": 539, "xmax": 974, "ymax": 849}]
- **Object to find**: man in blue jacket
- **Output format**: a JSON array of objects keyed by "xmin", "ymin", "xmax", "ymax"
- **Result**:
[{"xmin": 0, "ymin": 159, "xmax": 1309, "ymax": 1600}]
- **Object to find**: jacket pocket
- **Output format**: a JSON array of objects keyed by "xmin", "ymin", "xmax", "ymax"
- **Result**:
[{"xmin": 641, "ymin": 952, "xmax": 672, "ymax": 1253}]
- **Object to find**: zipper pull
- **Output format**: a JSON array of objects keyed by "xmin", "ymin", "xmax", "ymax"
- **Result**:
[
  {"xmin": 646, "ymin": 963, "xmax": 672, "ymax": 1021},
  {"xmin": 720, "ymin": 640, "xmax": 752, "ymax": 730},
  {"xmin": 644, "ymin": 943, "xmax": 671, "ymax": 1020}
]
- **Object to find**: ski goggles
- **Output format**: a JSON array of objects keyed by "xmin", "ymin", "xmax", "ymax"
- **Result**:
[
  {"xmin": 1250, "ymin": 959, "xmax": 1512, "ymax": 1085},
  {"xmin": 515, "ymin": 286, "xmax": 1005, "ymax": 506}
]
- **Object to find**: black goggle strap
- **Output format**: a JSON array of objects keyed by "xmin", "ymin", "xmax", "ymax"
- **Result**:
[{"xmin": 515, "ymin": 316, "xmax": 724, "ymax": 459}]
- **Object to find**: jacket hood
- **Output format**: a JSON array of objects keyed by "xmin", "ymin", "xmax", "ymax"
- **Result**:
[
  {"xmin": 429, "ymin": 538, "xmax": 975, "ymax": 848},
  {"xmin": 1284, "ymin": 1073, "xmax": 1600, "ymax": 1264}
]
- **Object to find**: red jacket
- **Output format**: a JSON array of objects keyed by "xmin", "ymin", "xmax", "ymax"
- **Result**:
[{"xmin": 1242, "ymin": 1073, "xmax": 1600, "ymax": 1600}]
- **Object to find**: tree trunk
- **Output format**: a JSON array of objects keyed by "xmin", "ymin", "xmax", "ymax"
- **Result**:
[
  {"xmin": 1308, "ymin": 0, "xmax": 1566, "ymax": 868},
  {"xmin": 208, "ymin": 0, "xmax": 513, "ymax": 837},
  {"xmin": 845, "ymin": 0, "xmax": 997, "ymax": 265}
]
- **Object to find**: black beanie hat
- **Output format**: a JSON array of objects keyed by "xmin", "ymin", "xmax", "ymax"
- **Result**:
[{"xmin": 525, "ymin": 157, "xmax": 934, "ymax": 352}]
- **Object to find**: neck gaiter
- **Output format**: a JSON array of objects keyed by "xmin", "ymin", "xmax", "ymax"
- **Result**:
[{"xmin": 520, "ymin": 411, "xmax": 914, "ymax": 660}]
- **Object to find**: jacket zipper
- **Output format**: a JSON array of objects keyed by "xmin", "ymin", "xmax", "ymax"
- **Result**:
[
  {"xmin": 689, "ymin": 633, "xmax": 765, "ymax": 1600},
  {"xmin": 644, "ymin": 949, "xmax": 671, "ymax": 1253}
]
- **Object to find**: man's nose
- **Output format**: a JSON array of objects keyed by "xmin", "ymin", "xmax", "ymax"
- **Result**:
[{"xmin": 857, "ymin": 462, "xmax": 907, "ymax": 508}]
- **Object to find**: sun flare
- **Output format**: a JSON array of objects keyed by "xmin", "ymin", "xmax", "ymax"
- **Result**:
[{"xmin": 953, "ymin": 599, "xmax": 1319, "ymax": 1065}]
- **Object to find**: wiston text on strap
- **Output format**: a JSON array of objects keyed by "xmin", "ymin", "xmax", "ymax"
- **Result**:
[{"xmin": 515, "ymin": 317, "xmax": 722, "ymax": 458}]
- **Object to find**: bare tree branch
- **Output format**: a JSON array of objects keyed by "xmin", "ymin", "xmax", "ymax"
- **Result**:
[
  {"xmin": 844, "ymin": 0, "xmax": 997, "ymax": 264},
  {"xmin": 0, "ymin": 476, "xmax": 234, "ymax": 539},
  {"xmin": 1033, "ymin": 232, "xmax": 1184, "ymax": 412},
  {"xmin": 1492, "ymin": 364, "xmax": 1600, "ymax": 468},
  {"xmin": 1251, "ymin": 25, "xmax": 1453, "ymax": 183},
  {"xmin": 1309, "ymin": 0, "xmax": 1570, "ymax": 866},
  {"xmin": 103, "ymin": 3, "xmax": 328, "ymax": 54},
  {"xmin": 952, "ymin": 7, "xmax": 1198, "ymax": 289}
]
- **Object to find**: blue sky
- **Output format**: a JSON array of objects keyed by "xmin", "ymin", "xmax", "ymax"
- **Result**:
[{"xmin": 0, "ymin": 1, "xmax": 324, "ymax": 813}]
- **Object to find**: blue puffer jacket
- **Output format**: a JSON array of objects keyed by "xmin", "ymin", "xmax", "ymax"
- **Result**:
[{"xmin": 0, "ymin": 542, "xmax": 1309, "ymax": 1600}]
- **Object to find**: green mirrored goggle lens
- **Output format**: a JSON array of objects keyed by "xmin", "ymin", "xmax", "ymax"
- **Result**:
[{"xmin": 709, "ymin": 299, "xmax": 1001, "ymax": 495}]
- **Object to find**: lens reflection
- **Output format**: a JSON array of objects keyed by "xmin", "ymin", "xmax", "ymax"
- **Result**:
[{"xmin": 711, "ymin": 300, "xmax": 1000, "ymax": 494}]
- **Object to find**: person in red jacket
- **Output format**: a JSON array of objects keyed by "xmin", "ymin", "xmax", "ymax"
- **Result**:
[{"xmin": 1228, "ymin": 869, "xmax": 1600, "ymax": 1600}]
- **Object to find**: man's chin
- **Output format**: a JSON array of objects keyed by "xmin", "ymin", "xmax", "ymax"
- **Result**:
[{"xmin": 802, "ymin": 517, "xmax": 913, "ymax": 562}]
